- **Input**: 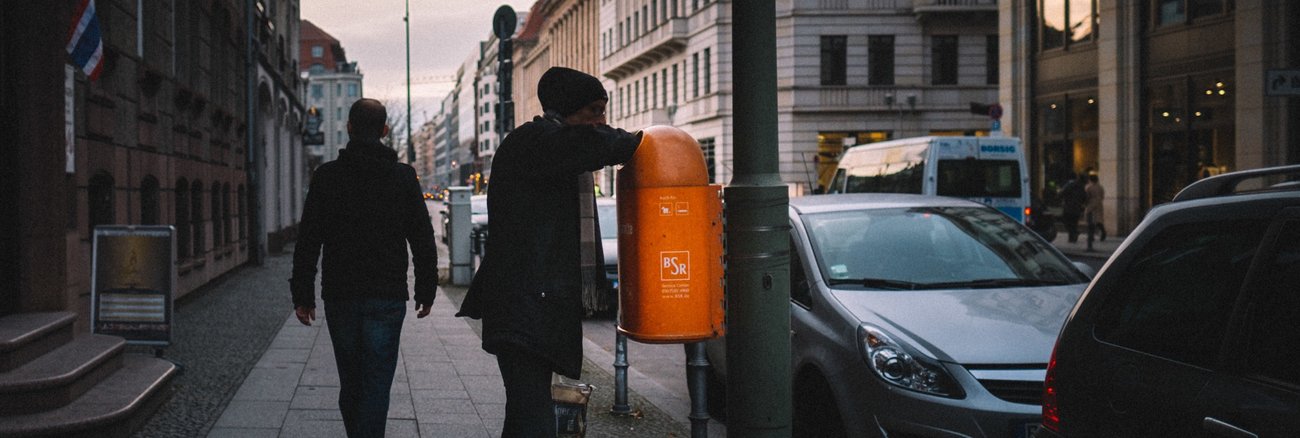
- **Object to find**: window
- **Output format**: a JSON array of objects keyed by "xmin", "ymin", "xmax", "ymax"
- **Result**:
[
  {"xmin": 936, "ymin": 159, "xmax": 1022, "ymax": 198},
  {"xmin": 335, "ymin": 83, "xmax": 341, "ymax": 95},
  {"xmin": 931, "ymin": 35, "xmax": 958, "ymax": 85},
  {"xmin": 89, "ymin": 172, "xmax": 115, "ymax": 235},
  {"xmin": 986, "ymin": 35, "xmax": 999, "ymax": 85},
  {"xmin": 141, "ymin": 176, "xmax": 160, "ymax": 225},
  {"xmin": 661, "ymin": 68, "xmax": 668, "ymax": 108},
  {"xmin": 222, "ymin": 184, "xmax": 232, "ymax": 244},
  {"xmin": 1241, "ymin": 221, "xmax": 1300, "ymax": 386},
  {"xmin": 211, "ymin": 184, "xmax": 223, "ymax": 247},
  {"xmin": 1156, "ymin": 0, "xmax": 1229, "ymax": 26},
  {"xmin": 672, "ymin": 64, "xmax": 679, "ymax": 104},
  {"xmin": 238, "ymin": 185, "xmax": 248, "ymax": 240},
  {"xmin": 703, "ymin": 48, "xmax": 711, "ymax": 94},
  {"xmin": 311, "ymin": 84, "xmax": 323, "ymax": 99},
  {"xmin": 692, "ymin": 53, "xmax": 700, "ymax": 97},
  {"xmin": 699, "ymin": 137, "xmax": 716, "ymax": 182},
  {"xmin": 643, "ymin": 77, "xmax": 650, "ymax": 111},
  {"xmin": 1041, "ymin": 0, "xmax": 1097, "ymax": 49},
  {"xmin": 820, "ymin": 36, "xmax": 847, "ymax": 86},
  {"xmin": 868, "ymin": 35, "xmax": 895, "ymax": 86},
  {"xmin": 176, "ymin": 178, "xmax": 190, "ymax": 257},
  {"xmin": 309, "ymin": 63, "xmax": 325, "ymax": 74},
  {"xmin": 191, "ymin": 181, "xmax": 204, "ymax": 255},
  {"xmin": 311, "ymin": 45, "xmax": 323, "ymax": 58},
  {"xmin": 347, "ymin": 83, "xmax": 358, "ymax": 97},
  {"xmin": 336, "ymin": 107, "xmax": 343, "ymax": 121},
  {"xmin": 1094, "ymin": 219, "xmax": 1269, "ymax": 368},
  {"xmin": 651, "ymin": 72, "xmax": 658, "ymax": 109}
]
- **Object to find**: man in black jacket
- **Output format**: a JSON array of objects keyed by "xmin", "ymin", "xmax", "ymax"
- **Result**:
[
  {"xmin": 289, "ymin": 98, "xmax": 438, "ymax": 437},
  {"xmin": 457, "ymin": 67, "xmax": 640, "ymax": 437}
]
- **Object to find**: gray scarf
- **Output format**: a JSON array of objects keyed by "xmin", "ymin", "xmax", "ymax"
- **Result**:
[{"xmin": 577, "ymin": 172, "xmax": 610, "ymax": 315}]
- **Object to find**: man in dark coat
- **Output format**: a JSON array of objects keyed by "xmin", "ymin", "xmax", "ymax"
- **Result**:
[
  {"xmin": 457, "ymin": 67, "xmax": 640, "ymax": 437},
  {"xmin": 1059, "ymin": 171, "xmax": 1088, "ymax": 243},
  {"xmin": 290, "ymin": 98, "xmax": 439, "ymax": 437}
]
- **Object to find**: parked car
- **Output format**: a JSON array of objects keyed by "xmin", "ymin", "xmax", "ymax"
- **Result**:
[
  {"xmin": 1036, "ymin": 165, "xmax": 1300, "ymax": 438},
  {"xmin": 588, "ymin": 196, "xmax": 619, "ymax": 315},
  {"xmin": 706, "ymin": 193, "xmax": 1092, "ymax": 437},
  {"xmin": 440, "ymin": 194, "xmax": 488, "ymax": 244}
]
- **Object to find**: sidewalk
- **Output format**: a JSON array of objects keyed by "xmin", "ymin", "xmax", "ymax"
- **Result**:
[
  {"xmin": 1050, "ymin": 232, "xmax": 1123, "ymax": 261},
  {"xmin": 207, "ymin": 286, "xmax": 693, "ymax": 438}
]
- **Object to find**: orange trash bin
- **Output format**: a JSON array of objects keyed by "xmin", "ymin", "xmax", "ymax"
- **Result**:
[{"xmin": 616, "ymin": 125, "xmax": 725, "ymax": 343}]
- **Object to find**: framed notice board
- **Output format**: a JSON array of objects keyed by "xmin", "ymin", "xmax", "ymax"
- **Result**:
[{"xmin": 91, "ymin": 225, "xmax": 175, "ymax": 346}]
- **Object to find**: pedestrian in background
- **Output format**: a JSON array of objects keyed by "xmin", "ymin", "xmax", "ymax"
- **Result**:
[
  {"xmin": 289, "ymin": 98, "xmax": 439, "ymax": 437},
  {"xmin": 457, "ymin": 66, "xmax": 641, "ymax": 437},
  {"xmin": 1059, "ymin": 171, "xmax": 1088, "ymax": 243},
  {"xmin": 1085, "ymin": 172, "xmax": 1107, "ymax": 242}
]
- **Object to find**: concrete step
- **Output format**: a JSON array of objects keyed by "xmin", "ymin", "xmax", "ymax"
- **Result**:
[
  {"xmin": 0, "ymin": 312, "xmax": 76, "ymax": 372},
  {"xmin": 0, "ymin": 334, "xmax": 126, "ymax": 414},
  {"xmin": 0, "ymin": 355, "xmax": 178, "ymax": 438}
]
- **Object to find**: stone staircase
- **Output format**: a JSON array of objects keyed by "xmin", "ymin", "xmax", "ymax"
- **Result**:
[{"xmin": 0, "ymin": 312, "xmax": 177, "ymax": 437}]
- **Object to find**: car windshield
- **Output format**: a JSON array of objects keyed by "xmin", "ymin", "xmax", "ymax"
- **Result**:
[
  {"xmin": 597, "ymin": 203, "xmax": 618, "ymax": 239},
  {"xmin": 802, "ymin": 206, "xmax": 1087, "ymax": 290}
]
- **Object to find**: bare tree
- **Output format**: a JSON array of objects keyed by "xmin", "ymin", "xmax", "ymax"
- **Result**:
[{"xmin": 379, "ymin": 97, "xmax": 408, "ymax": 159}]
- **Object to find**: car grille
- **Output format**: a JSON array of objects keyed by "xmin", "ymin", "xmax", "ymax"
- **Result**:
[{"xmin": 977, "ymin": 379, "xmax": 1043, "ymax": 405}]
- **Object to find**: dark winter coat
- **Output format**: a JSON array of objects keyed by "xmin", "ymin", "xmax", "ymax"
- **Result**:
[
  {"xmin": 1059, "ymin": 178, "xmax": 1087, "ymax": 219},
  {"xmin": 289, "ymin": 139, "xmax": 439, "ymax": 309},
  {"xmin": 456, "ymin": 116, "xmax": 639, "ymax": 379}
]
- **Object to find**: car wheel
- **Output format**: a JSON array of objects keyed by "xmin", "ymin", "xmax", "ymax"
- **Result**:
[{"xmin": 792, "ymin": 370, "xmax": 846, "ymax": 438}]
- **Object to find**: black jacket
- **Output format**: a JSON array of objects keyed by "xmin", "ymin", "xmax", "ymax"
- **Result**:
[
  {"xmin": 457, "ymin": 116, "xmax": 639, "ymax": 378},
  {"xmin": 289, "ymin": 139, "xmax": 438, "ymax": 308}
]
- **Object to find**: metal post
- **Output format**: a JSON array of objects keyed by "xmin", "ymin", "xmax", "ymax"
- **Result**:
[
  {"xmin": 724, "ymin": 0, "xmax": 791, "ymax": 436},
  {"xmin": 448, "ymin": 186, "xmax": 473, "ymax": 285},
  {"xmin": 686, "ymin": 342, "xmax": 710, "ymax": 438},
  {"xmin": 610, "ymin": 331, "xmax": 633, "ymax": 415}
]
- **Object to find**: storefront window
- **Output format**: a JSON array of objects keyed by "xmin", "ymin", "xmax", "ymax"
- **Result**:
[
  {"xmin": 1147, "ymin": 75, "xmax": 1234, "ymax": 205},
  {"xmin": 1041, "ymin": 0, "xmax": 1096, "ymax": 49},
  {"xmin": 1036, "ymin": 96, "xmax": 1098, "ymax": 207}
]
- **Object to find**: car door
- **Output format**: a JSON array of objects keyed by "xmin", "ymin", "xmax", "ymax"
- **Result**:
[
  {"xmin": 1198, "ymin": 211, "xmax": 1300, "ymax": 438},
  {"xmin": 1087, "ymin": 216, "xmax": 1272, "ymax": 436}
]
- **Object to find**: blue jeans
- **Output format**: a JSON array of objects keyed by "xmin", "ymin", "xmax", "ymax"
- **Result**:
[{"xmin": 325, "ymin": 298, "xmax": 407, "ymax": 438}]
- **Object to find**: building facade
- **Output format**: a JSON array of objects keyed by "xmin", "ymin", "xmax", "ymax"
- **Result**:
[
  {"xmin": 780, "ymin": 0, "xmax": 1000, "ymax": 195},
  {"xmin": 1, "ymin": 0, "xmax": 306, "ymax": 322},
  {"xmin": 300, "ymin": 19, "xmax": 364, "ymax": 169},
  {"xmin": 603, "ymin": 0, "xmax": 729, "ymax": 192},
  {"xmin": 253, "ymin": 0, "xmax": 306, "ymax": 257},
  {"xmin": 1002, "ymin": 0, "xmax": 1300, "ymax": 233}
]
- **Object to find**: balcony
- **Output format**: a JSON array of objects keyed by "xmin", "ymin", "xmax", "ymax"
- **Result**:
[
  {"xmin": 913, "ymin": 0, "xmax": 997, "ymax": 20},
  {"xmin": 601, "ymin": 17, "xmax": 690, "ymax": 81}
]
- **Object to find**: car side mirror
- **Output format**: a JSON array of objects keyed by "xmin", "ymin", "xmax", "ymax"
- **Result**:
[{"xmin": 1072, "ymin": 261, "xmax": 1097, "ymax": 279}]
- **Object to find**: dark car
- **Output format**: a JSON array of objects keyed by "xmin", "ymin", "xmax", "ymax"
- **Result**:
[{"xmin": 1036, "ymin": 165, "xmax": 1300, "ymax": 438}]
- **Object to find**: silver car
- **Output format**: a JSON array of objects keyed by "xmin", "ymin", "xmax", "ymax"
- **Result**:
[{"xmin": 707, "ymin": 193, "xmax": 1091, "ymax": 437}]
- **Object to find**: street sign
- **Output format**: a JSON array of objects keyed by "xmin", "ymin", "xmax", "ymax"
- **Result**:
[
  {"xmin": 492, "ymin": 5, "xmax": 517, "ymax": 40},
  {"xmin": 91, "ymin": 225, "xmax": 176, "ymax": 347},
  {"xmin": 1266, "ymin": 69, "xmax": 1300, "ymax": 96}
]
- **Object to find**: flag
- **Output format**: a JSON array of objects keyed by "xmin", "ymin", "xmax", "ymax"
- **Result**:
[{"xmin": 66, "ymin": 0, "xmax": 104, "ymax": 81}]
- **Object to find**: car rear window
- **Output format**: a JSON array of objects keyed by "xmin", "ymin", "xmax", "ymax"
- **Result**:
[{"xmin": 1094, "ymin": 218, "xmax": 1269, "ymax": 369}]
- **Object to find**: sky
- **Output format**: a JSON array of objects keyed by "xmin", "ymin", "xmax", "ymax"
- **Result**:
[{"xmin": 301, "ymin": 0, "xmax": 537, "ymax": 127}]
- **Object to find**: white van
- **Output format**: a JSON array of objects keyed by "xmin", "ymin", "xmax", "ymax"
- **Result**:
[{"xmin": 826, "ymin": 136, "xmax": 1030, "ymax": 222}]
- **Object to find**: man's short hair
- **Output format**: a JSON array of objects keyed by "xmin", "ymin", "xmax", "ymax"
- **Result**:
[{"xmin": 349, "ymin": 98, "xmax": 387, "ymax": 140}]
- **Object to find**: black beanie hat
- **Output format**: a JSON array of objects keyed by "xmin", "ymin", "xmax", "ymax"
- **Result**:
[{"xmin": 537, "ymin": 67, "xmax": 608, "ymax": 117}]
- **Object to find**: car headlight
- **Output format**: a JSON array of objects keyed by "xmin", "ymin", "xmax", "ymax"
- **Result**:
[{"xmin": 858, "ymin": 324, "xmax": 964, "ymax": 398}]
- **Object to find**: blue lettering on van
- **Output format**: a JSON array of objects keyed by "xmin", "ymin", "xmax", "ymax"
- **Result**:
[{"xmin": 980, "ymin": 145, "xmax": 1017, "ymax": 154}]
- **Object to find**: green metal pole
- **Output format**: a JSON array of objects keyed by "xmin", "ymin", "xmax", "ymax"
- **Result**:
[{"xmin": 724, "ymin": 0, "xmax": 790, "ymax": 436}]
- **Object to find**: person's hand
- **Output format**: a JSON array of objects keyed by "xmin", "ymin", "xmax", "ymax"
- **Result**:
[
  {"xmin": 295, "ymin": 306, "xmax": 316, "ymax": 326},
  {"xmin": 415, "ymin": 302, "xmax": 432, "ymax": 319}
]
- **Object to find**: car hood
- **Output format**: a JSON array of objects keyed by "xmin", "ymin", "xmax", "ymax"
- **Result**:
[{"xmin": 829, "ymin": 284, "xmax": 1084, "ymax": 365}]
